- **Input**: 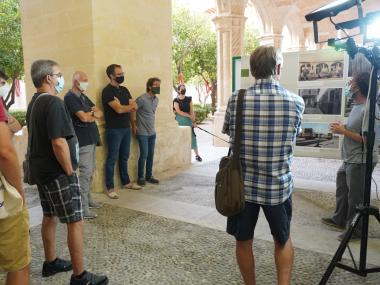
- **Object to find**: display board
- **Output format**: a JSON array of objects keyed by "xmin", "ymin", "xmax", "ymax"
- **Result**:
[{"xmin": 232, "ymin": 49, "xmax": 374, "ymax": 159}]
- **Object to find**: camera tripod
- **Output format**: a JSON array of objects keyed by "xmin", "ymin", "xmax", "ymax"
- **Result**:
[{"xmin": 320, "ymin": 46, "xmax": 380, "ymax": 284}]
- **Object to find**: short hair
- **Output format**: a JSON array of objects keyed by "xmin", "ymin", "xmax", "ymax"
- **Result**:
[
  {"xmin": 352, "ymin": 72, "xmax": 370, "ymax": 98},
  {"xmin": 249, "ymin": 46, "xmax": 282, "ymax": 79},
  {"xmin": 31, "ymin": 59, "xmax": 58, "ymax": 88},
  {"xmin": 106, "ymin": 64, "xmax": 122, "ymax": 78},
  {"xmin": 0, "ymin": 70, "xmax": 9, "ymax": 81},
  {"xmin": 146, "ymin": 77, "xmax": 161, "ymax": 92}
]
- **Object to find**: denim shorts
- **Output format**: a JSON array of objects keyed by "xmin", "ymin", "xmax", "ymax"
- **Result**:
[{"xmin": 227, "ymin": 197, "xmax": 292, "ymax": 246}]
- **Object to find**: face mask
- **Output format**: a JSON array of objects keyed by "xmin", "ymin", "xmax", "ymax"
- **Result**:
[
  {"xmin": 344, "ymin": 85, "xmax": 353, "ymax": 99},
  {"xmin": 180, "ymin": 89, "xmax": 186, "ymax": 95},
  {"xmin": 79, "ymin": 81, "xmax": 89, "ymax": 92},
  {"xmin": 54, "ymin": 76, "xmax": 65, "ymax": 94},
  {"xmin": 151, "ymin": 86, "xmax": 160, "ymax": 94},
  {"xmin": 0, "ymin": 83, "xmax": 11, "ymax": 98},
  {"xmin": 115, "ymin": 76, "xmax": 124, "ymax": 84}
]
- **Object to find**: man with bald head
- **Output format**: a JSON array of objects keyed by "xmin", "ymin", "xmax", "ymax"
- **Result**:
[{"xmin": 64, "ymin": 71, "xmax": 103, "ymax": 219}]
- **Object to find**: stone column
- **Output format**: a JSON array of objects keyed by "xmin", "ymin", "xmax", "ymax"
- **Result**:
[
  {"xmin": 258, "ymin": 33, "xmax": 283, "ymax": 49},
  {"xmin": 212, "ymin": 0, "xmax": 247, "ymax": 146},
  {"xmin": 20, "ymin": 0, "xmax": 191, "ymax": 192}
]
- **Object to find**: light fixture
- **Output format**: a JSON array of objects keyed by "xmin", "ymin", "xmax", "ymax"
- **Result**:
[
  {"xmin": 365, "ymin": 12, "xmax": 380, "ymax": 43},
  {"xmin": 305, "ymin": 0, "xmax": 361, "ymax": 22}
]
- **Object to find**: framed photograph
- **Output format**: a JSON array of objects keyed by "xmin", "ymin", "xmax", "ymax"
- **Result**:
[
  {"xmin": 296, "ymin": 122, "xmax": 339, "ymax": 149},
  {"xmin": 298, "ymin": 88, "xmax": 342, "ymax": 115},
  {"xmin": 298, "ymin": 50, "xmax": 344, "ymax": 82}
]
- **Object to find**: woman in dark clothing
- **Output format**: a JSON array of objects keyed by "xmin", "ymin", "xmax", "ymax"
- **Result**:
[{"xmin": 173, "ymin": 84, "xmax": 202, "ymax": 162}]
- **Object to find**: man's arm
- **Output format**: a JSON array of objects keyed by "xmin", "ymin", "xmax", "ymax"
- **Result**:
[
  {"xmin": 91, "ymin": 106, "xmax": 103, "ymax": 119},
  {"xmin": 221, "ymin": 96, "xmax": 232, "ymax": 136},
  {"xmin": 108, "ymin": 97, "xmax": 137, "ymax": 114},
  {"xmin": 75, "ymin": 110, "xmax": 96, "ymax": 123},
  {"xmin": 52, "ymin": 137, "xmax": 73, "ymax": 176},
  {"xmin": 0, "ymin": 122, "xmax": 24, "ymax": 200},
  {"xmin": 330, "ymin": 122, "xmax": 363, "ymax": 143}
]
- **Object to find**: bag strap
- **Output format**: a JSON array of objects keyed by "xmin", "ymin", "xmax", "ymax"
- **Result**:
[
  {"xmin": 232, "ymin": 89, "xmax": 245, "ymax": 160},
  {"xmin": 26, "ymin": 93, "xmax": 49, "ymax": 155}
]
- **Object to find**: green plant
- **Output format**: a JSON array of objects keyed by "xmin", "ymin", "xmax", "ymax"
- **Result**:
[
  {"xmin": 9, "ymin": 110, "xmax": 26, "ymax": 126},
  {"xmin": 193, "ymin": 104, "xmax": 208, "ymax": 124}
]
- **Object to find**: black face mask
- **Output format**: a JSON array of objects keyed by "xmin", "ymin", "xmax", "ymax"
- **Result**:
[
  {"xmin": 180, "ymin": 89, "xmax": 186, "ymax": 95},
  {"xmin": 115, "ymin": 76, "xmax": 124, "ymax": 84}
]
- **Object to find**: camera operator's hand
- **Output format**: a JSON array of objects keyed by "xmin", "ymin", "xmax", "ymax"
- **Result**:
[{"xmin": 330, "ymin": 122, "xmax": 345, "ymax": 135}]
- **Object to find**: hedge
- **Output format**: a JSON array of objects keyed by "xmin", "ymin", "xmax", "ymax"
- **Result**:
[{"xmin": 193, "ymin": 104, "xmax": 216, "ymax": 124}]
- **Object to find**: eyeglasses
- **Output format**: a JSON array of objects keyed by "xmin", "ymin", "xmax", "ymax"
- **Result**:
[{"xmin": 51, "ymin": 73, "xmax": 63, "ymax": 78}]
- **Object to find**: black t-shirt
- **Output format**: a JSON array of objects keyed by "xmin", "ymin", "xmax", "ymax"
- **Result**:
[
  {"xmin": 26, "ymin": 93, "xmax": 79, "ymax": 185},
  {"xmin": 173, "ymin": 96, "xmax": 192, "ymax": 113},
  {"xmin": 64, "ymin": 91, "xmax": 100, "ymax": 147},
  {"xmin": 102, "ymin": 84, "xmax": 132, "ymax": 129}
]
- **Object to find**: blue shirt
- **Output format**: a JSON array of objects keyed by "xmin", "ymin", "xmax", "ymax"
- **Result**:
[
  {"xmin": 222, "ymin": 79, "xmax": 305, "ymax": 205},
  {"xmin": 64, "ymin": 91, "xmax": 100, "ymax": 147}
]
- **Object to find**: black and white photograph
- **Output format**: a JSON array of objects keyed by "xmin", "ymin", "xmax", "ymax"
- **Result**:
[
  {"xmin": 299, "ymin": 60, "xmax": 344, "ymax": 81},
  {"xmin": 298, "ymin": 88, "xmax": 342, "ymax": 115},
  {"xmin": 298, "ymin": 51, "xmax": 344, "ymax": 81},
  {"xmin": 296, "ymin": 122, "xmax": 339, "ymax": 149}
]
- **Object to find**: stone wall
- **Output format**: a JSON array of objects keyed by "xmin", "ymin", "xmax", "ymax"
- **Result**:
[{"xmin": 20, "ymin": 0, "xmax": 191, "ymax": 192}]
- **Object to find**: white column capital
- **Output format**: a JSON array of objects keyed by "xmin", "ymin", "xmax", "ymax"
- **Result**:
[{"xmin": 259, "ymin": 33, "xmax": 284, "ymax": 48}]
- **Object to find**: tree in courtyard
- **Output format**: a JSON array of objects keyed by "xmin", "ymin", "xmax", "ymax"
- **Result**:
[
  {"xmin": 172, "ymin": 6, "xmax": 259, "ymax": 109},
  {"xmin": 0, "ymin": 0, "xmax": 23, "ymax": 110},
  {"xmin": 243, "ymin": 29, "xmax": 260, "ymax": 56},
  {"xmin": 172, "ymin": 6, "xmax": 217, "ymax": 107}
]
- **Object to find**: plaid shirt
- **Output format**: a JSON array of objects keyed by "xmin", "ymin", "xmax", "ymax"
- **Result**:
[{"xmin": 222, "ymin": 79, "xmax": 305, "ymax": 205}]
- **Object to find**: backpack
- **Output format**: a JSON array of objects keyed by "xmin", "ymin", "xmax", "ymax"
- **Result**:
[{"xmin": 215, "ymin": 89, "xmax": 245, "ymax": 217}]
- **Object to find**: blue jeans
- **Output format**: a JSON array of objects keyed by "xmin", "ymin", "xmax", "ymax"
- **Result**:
[
  {"xmin": 105, "ymin": 128, "xmax": 131, "ymax": 189},
  {"xmin": 137, "ymin": 134, "xmax": 156, "ymax": 179}
]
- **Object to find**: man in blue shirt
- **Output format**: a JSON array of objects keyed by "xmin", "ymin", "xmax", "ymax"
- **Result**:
[
  {"xmin": 64, "ymin": 71, "xmax": 103, "ymax": 219},
  {"xmin": 222, "ymin": 46, "xmax": 304, "ymax": 285}
]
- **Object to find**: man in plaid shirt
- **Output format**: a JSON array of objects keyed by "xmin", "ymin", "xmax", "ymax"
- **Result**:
[{"xmin": 222, "ymin": 46, "xmax": 304, "ymax": 285}]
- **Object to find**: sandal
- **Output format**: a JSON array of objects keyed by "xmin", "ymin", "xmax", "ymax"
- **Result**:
[
  {"xmin": 105, "ymin": 190, "xmax": 119, "ymax": 199},
  {"xmin": 124, "ymin": 183, "xmax": 142, "ymax": 190}
]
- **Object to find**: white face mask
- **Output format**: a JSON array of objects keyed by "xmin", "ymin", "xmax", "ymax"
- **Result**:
[
  {"xmin": 79, "ymin": 81, "xmax": 89, "ymax": 92},
  {"xmin": 0, "ymin": 83, "xmax": 11, "ymax": 98}
]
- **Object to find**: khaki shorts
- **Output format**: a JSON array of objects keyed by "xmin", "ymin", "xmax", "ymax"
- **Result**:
[{"xmin": 0, "ymin": 207, "xmax": 31, "ymax": 272}]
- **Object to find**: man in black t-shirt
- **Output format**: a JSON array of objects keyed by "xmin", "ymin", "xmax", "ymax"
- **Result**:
[
  {"xmin": 64, "ymin": 71, "xmax": 103, "ymax": 219},
  {"xmin": 26, "ymin": 60, "xmax": 108, "ymax": 285},
  {"xmin": 101, "ymin": 64, "xmax": 141, "ymax": 199}
]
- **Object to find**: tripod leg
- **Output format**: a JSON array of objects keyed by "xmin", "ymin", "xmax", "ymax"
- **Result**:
[
  {"xmin": 374, "ymin": 210, "xmax": 380, "ymax": 223},
  {"xmin": 319, "ymin": 212, "xmax": 362, "ymax": 285}
]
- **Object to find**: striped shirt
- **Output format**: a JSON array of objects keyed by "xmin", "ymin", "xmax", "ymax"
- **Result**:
[{"xmin": 222, "ymin": 78, "xmax": 305, "ymax": 205}]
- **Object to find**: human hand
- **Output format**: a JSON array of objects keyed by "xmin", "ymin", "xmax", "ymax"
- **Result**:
[
  {"xmin": 132, "ymin": 126, "xmax": 138, "ymax": 136},
  {"xmin": 330, "ymin": 122, "xmax": 345, "ymax": 135},
  {"xmin": 113, "ymin": 97, "xmax": 120, "ymax": 104},
  {"xmin": 129, "ymin": 100, "xmax": 138, "ymax": 110},
  {"xmin": 91, "ymin": 106, "xmax": 99, "ymax": 112}
]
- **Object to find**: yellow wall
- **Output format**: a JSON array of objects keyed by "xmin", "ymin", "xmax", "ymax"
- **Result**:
[{"xmin": 20, "ymin": 0, "xmax": 191, "ymax": 192}]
